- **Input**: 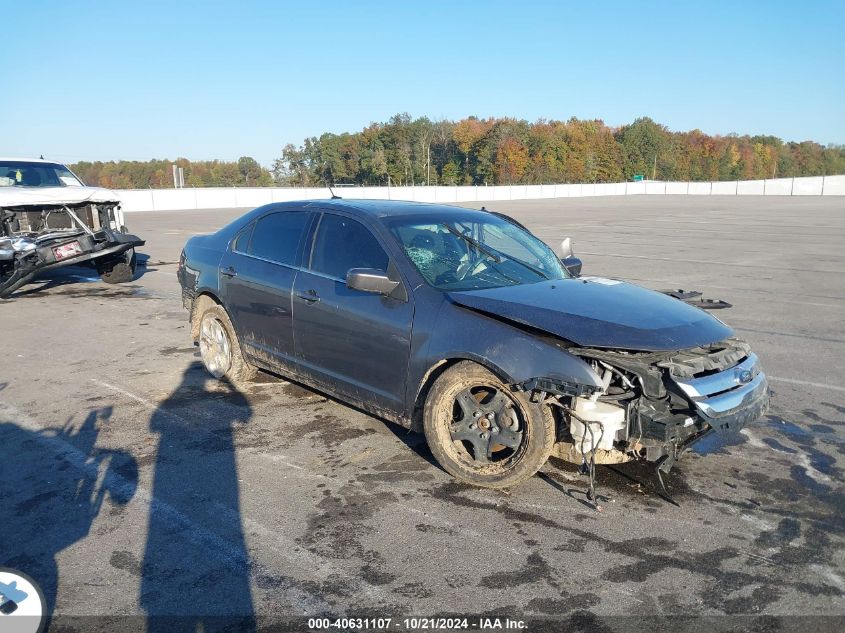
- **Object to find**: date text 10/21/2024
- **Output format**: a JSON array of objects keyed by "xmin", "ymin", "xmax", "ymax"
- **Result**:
[{"xmin": 307, "ymin": 617, "xmax": 528, "ymax": 630}]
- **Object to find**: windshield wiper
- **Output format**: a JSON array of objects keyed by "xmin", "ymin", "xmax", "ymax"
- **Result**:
[
  {"xmin": 498, "ymin": 253, "xmax": 550, "ymax": 279},
  {"xmin": 441, "ymin": 223, "xmax": 502, "ymax": 263},
  {"xmin": 441, "ymin": 223, "xmax": 550, "ymax": 280}
]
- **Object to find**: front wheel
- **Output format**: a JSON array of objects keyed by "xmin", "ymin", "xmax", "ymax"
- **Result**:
[
  {"xmin": 423, "ymin": 361, "xmax": 555, "ymax": 488},
  {"xmin": 197, "ymin": 305, "xmax": 258, "ymax": 382},
  {"xmin": 98, "ymin": 248, "xmax": 137, "ymax": 284}
]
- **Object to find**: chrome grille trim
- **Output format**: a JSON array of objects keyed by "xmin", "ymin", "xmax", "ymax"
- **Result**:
[
  {"xmin": 671, "ymin": 352, "xmax": 768, "ymax": 419},
  {"xmin": 674, "ymin": 353, "xmax": 760, "ymax": 399},
  {"xmin": 693, "ymin": 373, "xmax": 768, "ymax": 418}
]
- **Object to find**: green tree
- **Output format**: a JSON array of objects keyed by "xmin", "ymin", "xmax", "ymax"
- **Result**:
[
  {"xmin": 237, "ymin": 156, "xmax": 269, "ymax": 186},
  {"xmin": 440, "ymin": 161, "xmax": 460, "ymax": 185},
  {"xmin": 616, "ymin": 117, "xmax": 671, "ymax": 180}
]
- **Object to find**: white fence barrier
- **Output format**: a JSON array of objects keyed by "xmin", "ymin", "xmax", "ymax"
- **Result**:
[{"xmin": 119, "ymin": 175, "xmax": 845, "ymax": 212}]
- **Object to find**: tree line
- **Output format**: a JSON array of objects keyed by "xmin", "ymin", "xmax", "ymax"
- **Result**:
[
  {"xmin": 71, "ymin": 115, "xmax": 845, "ymax": 189},
  {"xmin": 70, "ymin": 157, "xmax": 273, "ymax": 189}
]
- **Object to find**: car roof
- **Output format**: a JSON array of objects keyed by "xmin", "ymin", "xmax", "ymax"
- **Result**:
[
  {"xmin": 304, "ymin": 198, "xmax": 491, "ymax": 220},
  {"xmin": 217, "ymin": 198, "xmax": 517, "ymax": 239},
  {"xmin": 0, "ymin": 157, "xmax": 65, "ymax": 165}
]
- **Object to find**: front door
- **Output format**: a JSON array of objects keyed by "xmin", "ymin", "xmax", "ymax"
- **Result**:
[{"xmin": 292, "ymin": 212, "xmax": 414, "ymax": 416}]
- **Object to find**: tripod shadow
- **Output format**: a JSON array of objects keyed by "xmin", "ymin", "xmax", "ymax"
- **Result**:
[
  {"xmin": 0, "ymin": 405, "xmax": 138, "ymax": 621},
  {"xmin": 141, "ymin": 363, "xmax": 255, "ymax": 632}
]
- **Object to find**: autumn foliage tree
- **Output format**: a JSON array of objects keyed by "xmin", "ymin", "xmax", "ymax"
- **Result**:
[
  {"xmin": 496, "ymin": 137, "xmax": 529, "ymax": 183},
  {"xmin": 71, "ymin": 157, "xmax": 272, "ymax": 188},
  {"xmin": 71, "ymin": 116, "xmax": 845, "ymax": 188},
  {"xmin": 271, "ymin": 114, "xmax": 843, "ymax": 188}
]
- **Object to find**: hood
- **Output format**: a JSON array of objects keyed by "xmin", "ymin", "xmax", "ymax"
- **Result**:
[
  {"xmin": 0, "ymin": 186, "xmax": 121, "ymax": 208},
  {"xmin": 447, "ymin": 276, "xmax": 733, "ymax": 351}
]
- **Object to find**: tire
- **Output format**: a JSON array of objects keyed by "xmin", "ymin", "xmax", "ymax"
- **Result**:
[
  {"xmin": 99, "ymin": 248, "xmax": 137, "ymax": 284},
  {"xmin": 423, "ymin": 361, "xmax": 555, "ymax": 489},
  {"xmin": 0, "ymin": 268, "xmax": 33, "ymax": 299},
  {"xmin": 197, "ymin": 304, "xmax": 258, "ymax": 383}
]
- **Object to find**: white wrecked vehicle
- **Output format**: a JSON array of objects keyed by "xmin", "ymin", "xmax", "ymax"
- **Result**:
[{"xmin": 0, "ymin": 158, "xmax": 144, "ymax": 298}]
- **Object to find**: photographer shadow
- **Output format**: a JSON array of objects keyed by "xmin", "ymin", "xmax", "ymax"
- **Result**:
[{"xmin": 141, "ymin": 363, "xmax": 255, "ymax": 633}]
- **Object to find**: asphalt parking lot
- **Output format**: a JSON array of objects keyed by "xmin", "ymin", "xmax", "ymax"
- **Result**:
[{"xmin": 1, "ymin": 195, "xmax": 844, "ymax": 631}]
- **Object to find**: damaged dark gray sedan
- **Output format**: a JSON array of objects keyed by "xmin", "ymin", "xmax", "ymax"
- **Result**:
[{"xmin": 178, "ymin": 200, "xmax": 769, "ymax": 489}]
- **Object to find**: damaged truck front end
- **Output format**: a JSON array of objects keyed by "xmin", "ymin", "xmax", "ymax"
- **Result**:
[
  {"xmin": 543, "ymin": 338, "xmax": 769, "ymax": 474},
  {"xmin": 0, "ymin": 199, "xmax": 144, "ymax": 298}
]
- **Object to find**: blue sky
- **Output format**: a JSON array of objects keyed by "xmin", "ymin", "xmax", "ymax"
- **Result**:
[{"xmin": 3, "ymin": 0, "xmax": 843, "ymax": 165}]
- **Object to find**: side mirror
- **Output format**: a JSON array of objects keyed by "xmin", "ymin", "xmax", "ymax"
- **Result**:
[
  {"xmin": 347, "ymin": 268, "xmax": 400, "ymax": 296},
  {"xmin": 559, "ymin": 237, "xmax": 582, "ymax": 276},
  {"xmin": 562, "ymin": 256, "xmax": 582, "ymax": 277}
]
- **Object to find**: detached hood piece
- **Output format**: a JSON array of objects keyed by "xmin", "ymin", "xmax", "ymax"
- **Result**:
[
  {"xmin": 447, "ymin": 276, "xmax": 733, "ymax": 351},
  {"xmin": 0, "ymin": 186, "xmax": 121, "ymax": 208}
]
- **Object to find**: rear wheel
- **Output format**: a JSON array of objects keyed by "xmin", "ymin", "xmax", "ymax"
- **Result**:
[
  {"xmin": 197, "ymin": 304, "xmax": 258, "ymax": 382},
  {"xmin": 98, "ymin": 248, "xmax": 137, "ymax": 284},
  {"xmin": 423, "ymin": 361, "xmax": 555, "ymax": 488}
]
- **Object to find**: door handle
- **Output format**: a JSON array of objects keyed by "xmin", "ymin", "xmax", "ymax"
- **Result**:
[
  {"xmin": 221, "ymin": 266, "xmax": 237, "ymax": 278},
  {"xmin": 296, "ymin": 289, "xmax": 320, "ymax": 304}
]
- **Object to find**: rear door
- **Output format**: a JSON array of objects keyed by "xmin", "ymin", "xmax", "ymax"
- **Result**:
[
  {"xmin": 220, "ymin": 209, "xmax": 313, "ymax": 372},
  {"xmin": 292, "ymin": 212, "xmax": 414, "ymax": 415}
]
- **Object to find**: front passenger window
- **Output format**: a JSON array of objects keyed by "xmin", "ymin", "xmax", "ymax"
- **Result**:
[{"xmin": 309, "ymin": 214, "xmax": 389, "ymax": 280}]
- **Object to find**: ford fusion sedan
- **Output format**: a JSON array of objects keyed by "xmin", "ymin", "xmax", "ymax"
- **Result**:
[{"xmin": 177, "ymin": 200, "xmax": 769, "ymax": 489}]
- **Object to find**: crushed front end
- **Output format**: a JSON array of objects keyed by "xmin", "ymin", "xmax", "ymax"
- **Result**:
[
  {"xmin": 544, "ymin": 338, "xmax": 769, "ymax": 473},
  {"xmin": 0, "ymin": 201, "xmax": 144, "ymax": 298}
]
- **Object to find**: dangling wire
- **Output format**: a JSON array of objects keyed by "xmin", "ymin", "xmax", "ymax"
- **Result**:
[
  {"xmin": 545, "ymin": 398, "xmax": 605, "ymax": 508},
  {"xmin": 570, "ymin": 408, "xmax": 604, "ymax": 506}
]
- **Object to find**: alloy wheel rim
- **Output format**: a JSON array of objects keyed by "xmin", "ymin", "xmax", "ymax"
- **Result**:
[
  {"xmin": 199, "ymin": 316, "xmax": 231, "ymax": 378},
  {"xmin": 449, "ymin": 385, "xmax": 524, "ymax": 466}
]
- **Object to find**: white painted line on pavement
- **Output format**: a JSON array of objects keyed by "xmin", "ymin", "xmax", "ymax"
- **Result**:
[
  {"xmin": 768, "ymin": 376, "xmax": 845, "ymax": 393},
  {"xmin": 580, "ymin": 251, "xmax": 843, "ymax": 274},
  {"xmin": 91, "ymin": 379, "xmax": 314, "ymax": 478},
  {"xmin": 90, "ymin": 378, "xmax": 191, "ymax": 423}
]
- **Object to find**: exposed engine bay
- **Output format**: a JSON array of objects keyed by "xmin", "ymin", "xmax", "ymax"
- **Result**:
[
  {"xmin": 1, "ymin": 199, "xmax": 144, "ymax": 298},
  {"xmin": 525, "ymin": 338, "xmax": 769, "ymax": 498}
]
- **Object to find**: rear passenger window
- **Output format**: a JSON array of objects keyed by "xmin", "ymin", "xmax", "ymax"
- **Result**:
[
  {"xmin": 249, "ymin": 211, "xmax": 310, "ymax": 265},
  {"xmin": 231, "ymin": 223, "xmax": 253, "ymax": 253},
  {"xmin": 309, "ymin": 214, "xmax": 389, "ymax": 280}
]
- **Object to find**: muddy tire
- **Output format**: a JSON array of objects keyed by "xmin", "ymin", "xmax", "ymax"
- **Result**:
[
  {"xmin": 99, "ymin": 248, "xmax": 137, "ymax": 284},
  {"xmin": 197, "ymin": 304, "xmax": 258, "ymax": 383},
  {"xmin": 423, "ymin": 361, "xmax": 555, "ymax": 489}
]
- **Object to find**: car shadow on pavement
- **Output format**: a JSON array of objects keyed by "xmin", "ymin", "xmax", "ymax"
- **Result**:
[
  {"xmin": 6, "ymin": 253, "xmax": 152, "ymax": 298},
  {"xmin": 380, "ymin": 420, "xmax": 440, "ymax": 469},
  {"xmin": 0, "ymin": 402, "xmax": 138, "ymax": 626},
  {"xmin": 133, "ymin": 252, "xmax": 153, "ymax": 278},
  {"xmin": 141, "ymin": 363, "xmax": 256, "ymax": 633},
  {"xmin": 16, "ymin": 264, "xmax": 104, "ymax": 296},
  {"xmin": 540, "ymin": 456, "xmax": 692, "ymax": 508}
]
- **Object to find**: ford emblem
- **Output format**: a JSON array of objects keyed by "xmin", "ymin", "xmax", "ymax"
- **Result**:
[{"xmin": 737, "ymin": 369, "xmax": 753, "ymax": 384}]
